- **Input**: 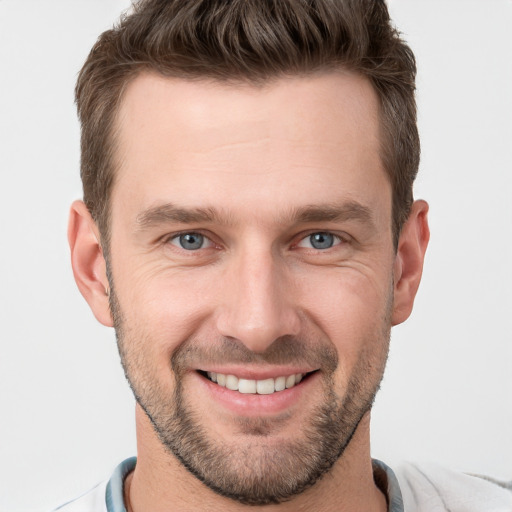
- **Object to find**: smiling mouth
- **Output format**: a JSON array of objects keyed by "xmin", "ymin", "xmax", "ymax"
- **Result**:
[{"xmin": 198, "ymin": 370, "xmax": 316, "ymax": 395}]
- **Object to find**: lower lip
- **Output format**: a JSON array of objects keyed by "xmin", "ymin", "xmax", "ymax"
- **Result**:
[{"xmin": 195, "ymin": 371, "xmax": 319, "ymax": 417}]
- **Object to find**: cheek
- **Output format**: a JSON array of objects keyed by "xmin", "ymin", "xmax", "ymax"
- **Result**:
[
  {"xmin": 296, "ymin": 267, "xmax": 393, "ymax": 366},
  {"xmin": 115, "ymin": 264, "xmax": 219, "ymax": 352},
  {"xmin": 298, "ymin": 265, "xmax": 392, "ymax": 326}
]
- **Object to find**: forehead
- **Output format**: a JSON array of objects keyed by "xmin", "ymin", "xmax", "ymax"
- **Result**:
[
  {"xmin": 116, "ymin": 70, "xmax": 381, "ymax": 156},
  {"xmin": 112, "ymin": 71, "xmax": 388, "ymax": 227}
]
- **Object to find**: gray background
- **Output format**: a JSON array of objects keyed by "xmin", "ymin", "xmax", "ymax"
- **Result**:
[{"xmin": 0, "ymin": 1, "xmax": 511, "ymax": 510}]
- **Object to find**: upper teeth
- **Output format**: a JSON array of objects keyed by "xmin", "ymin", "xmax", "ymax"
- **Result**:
[{"xmin": 207, "ymin": 372, "xmax": 304, "ymax": 394}]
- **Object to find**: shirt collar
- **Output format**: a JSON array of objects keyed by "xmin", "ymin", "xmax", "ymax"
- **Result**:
[
  {"xmin": 105, "ymin": 457, "xmax": 404, "ymax": 512},
  {"xmin": 106, "ymin": 456, "xmax": 136, "ymax": 512}
]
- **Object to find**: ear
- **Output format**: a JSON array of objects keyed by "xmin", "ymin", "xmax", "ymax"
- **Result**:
[
  {"xmin": 392, "ymin": 200, "xmax": 430, "ymax": 326},
  {"xmin": 68, "ymin": 200, "xmax": 113, "ymax": 327}
]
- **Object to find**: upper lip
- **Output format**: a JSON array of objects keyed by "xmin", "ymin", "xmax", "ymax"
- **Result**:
[{"xmin": 196, "ymin": 366, "xmax": 317, "ymax": 380}]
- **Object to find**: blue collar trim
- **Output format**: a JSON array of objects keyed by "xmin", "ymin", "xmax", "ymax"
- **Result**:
[
  {"xmin": 104, "ymin": 456, "xmax": 403, "ymax": 511},
  {"xmin": 105, "ymin": 456, "xmax": 137, "ymax": 512}
]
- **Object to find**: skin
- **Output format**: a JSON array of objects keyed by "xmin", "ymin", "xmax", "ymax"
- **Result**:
[{"xmin": 69, "ymin": 71, "xmax": 429, "ymax": 511}]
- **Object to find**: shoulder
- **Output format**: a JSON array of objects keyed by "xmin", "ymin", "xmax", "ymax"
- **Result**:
[
  {"xmin": 393, "ymin": 461, "xmax": 512, "ymax": 512},
  {"xmin": 52, "ymin": 481, "xmax": 108, "ymax": 512}
]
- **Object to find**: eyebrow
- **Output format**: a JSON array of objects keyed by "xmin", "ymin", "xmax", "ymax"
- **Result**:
[
  {"xmin": 135, "ymin": 201, "xmax": 374, "ymax": 230},
  {"xmin": 293, "ymin": 202, "xmax": 373, "ymax": 226},
  {"xmin": 136, "ymin": 204, "xmax": 219, "ymax": 229}
]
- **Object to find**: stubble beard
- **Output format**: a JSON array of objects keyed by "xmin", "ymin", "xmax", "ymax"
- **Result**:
[{"xmin": 109, "ymin": 283, "xmax": 391, "ymax": 506}]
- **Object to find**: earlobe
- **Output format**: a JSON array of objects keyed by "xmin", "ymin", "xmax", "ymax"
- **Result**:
[
  {"xmin": 391, "ymin": 200, "xmax": 430, "ymax": 326},
  {"xmin": 68, "ymin": 200, "xmax": 113, "ymax": 327}
]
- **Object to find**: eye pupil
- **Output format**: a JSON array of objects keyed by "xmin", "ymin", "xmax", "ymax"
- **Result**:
[
  {"xmin": 180, "ymin": 233, "xmax": 203, "ymax": 250},
  {"xmin": 310, "ymin": 232, "xmax": 334, "ymax": 250}
]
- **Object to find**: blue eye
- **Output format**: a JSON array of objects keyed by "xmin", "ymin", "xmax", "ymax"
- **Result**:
[
  {"xmin": 170, "ymin": 233, "xmax": 210, "ymax": 250},
  {"xmin": 309, "ymin": 232, "xmax": 334, "ymax": 249},
  {"xmin": 297, "ymin": 232, "xmax": 340, "ymax": 250}
]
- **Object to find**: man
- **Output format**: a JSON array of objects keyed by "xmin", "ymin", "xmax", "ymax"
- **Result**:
[{"xmin": 60, "ymin": 0, "xmax": 511, "ymax": 511}]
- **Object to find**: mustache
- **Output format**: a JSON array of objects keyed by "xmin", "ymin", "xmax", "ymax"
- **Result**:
[{"xmin": 171, "ymin": 335, "xmax": 339, "ymax": 375}]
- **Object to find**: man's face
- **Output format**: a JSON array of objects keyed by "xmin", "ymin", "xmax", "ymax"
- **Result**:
[{"xmin": 108, "ymin": 72, "xmax": 396, "ymax": 504}]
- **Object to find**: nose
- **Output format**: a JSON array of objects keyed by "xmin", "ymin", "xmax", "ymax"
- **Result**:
[{"xmin": 215, "ymin": 247, "xmax": 301, "ymax": 353}]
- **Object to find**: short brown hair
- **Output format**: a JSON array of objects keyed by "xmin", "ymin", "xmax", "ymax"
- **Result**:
[{"xmin": 76, "ymin": 0, "xmax": 419, "ymax": 248}]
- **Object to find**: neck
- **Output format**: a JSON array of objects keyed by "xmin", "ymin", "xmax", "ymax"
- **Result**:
[{"xmin": 124, "ymin": 406, "xmax": 387, "ymax": 512}]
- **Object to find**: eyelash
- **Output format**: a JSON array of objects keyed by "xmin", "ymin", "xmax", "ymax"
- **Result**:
[
  {"xmin": 167, "ymin": 232, "xmax": 215, "ymax": 251},
  {"xmin": 295, "ymin": 232, "xmax": 345, "ymax": 250},
  {"xmin": 165, "ymin": 230, "xmax": 348, "ymax": 253}
]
